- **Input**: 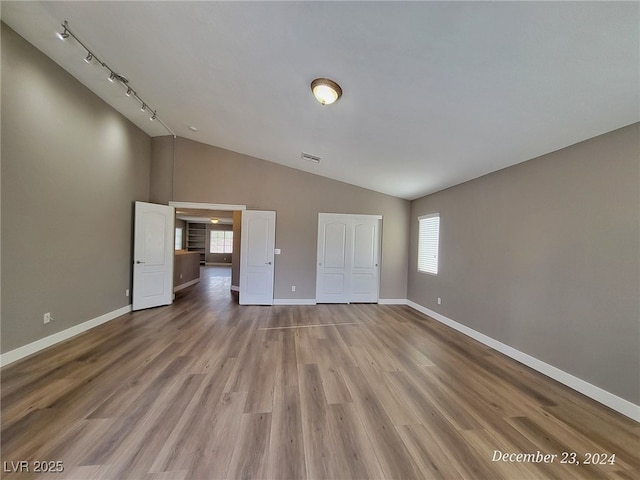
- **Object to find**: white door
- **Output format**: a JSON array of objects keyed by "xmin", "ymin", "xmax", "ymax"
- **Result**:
[
  {"xmin": 316, "ymin": 214, "xmax": 381, "ymax": 303},
  {"xmin": 240, "ymin": 210, "xmax": 276, "ymax": 305},
  {"xmin": 132, "ymin": 201, "xmax": 175, "ymax": 311},
  {"xmin": 316, "ymin": 216, "xmax": 351, "ymax": 303},
  {"xmin": 350, "ymin": 218, "xmax": 380, "ymax": 303}
]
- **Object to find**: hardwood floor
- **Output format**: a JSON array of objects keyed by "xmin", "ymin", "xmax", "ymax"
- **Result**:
[{"xmin": 2, "ymin": 267, "xmax": 638, "ymax": 479}]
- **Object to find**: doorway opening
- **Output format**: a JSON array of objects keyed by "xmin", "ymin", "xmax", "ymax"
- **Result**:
[{"xmin": 170, "ymin": 202, "xmax": 245, "ymax": 299}]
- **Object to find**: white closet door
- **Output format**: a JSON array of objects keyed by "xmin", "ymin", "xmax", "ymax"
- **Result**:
[
  {"xmin": 350, "ymin": 218, "xmax": 380, "ymax": 303},
  {"xmin": 316, "ymin": 214, "xmax": 381, "ymax": 304},
  {"xmin": 316, "ymin": 216, "xmax": 351, "ymax": 303}
]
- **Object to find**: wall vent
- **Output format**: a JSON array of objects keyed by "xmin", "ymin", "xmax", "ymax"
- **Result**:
[{"xmin": 301, "ymin": 152, "xmax": 321, "ymax": 163}]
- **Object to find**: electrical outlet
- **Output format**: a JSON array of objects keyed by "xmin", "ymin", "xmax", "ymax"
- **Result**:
[
  {"xmin": 125, "ymin": 289, "xmax": 130, "ymax": 297},
  {"xmin": 291, "ymin": 285, "xmax": 296, "ymax": 292},
  {"xmin": 437, "ymin": 297, "xmax": 442, "ymax": 305},
  {"xmin": 43, "ymin": 312, "xmax": 52, "ymax": 324}
]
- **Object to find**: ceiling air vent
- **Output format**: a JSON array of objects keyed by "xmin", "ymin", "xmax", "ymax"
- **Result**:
[{"xmin": 301, "ymin": 152, "xmax": 321, "ymax": 164}]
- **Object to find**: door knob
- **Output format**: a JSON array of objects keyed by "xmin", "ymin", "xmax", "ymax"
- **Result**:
[
  {"xmin": 135, "ymin": 260, "xmax": 145, "ymax": 264},
  {"xmin": 266, "ymin": 261, "xmax": 272, "ymax": 265}
]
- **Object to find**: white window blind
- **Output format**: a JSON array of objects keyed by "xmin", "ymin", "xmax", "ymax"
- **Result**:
[
  {"xmin": 418, "ymin": 214, "xmax": 440, "ymax": 274},
  {"xmin": 175, "ymin": 227, "xmax": 183, "ymax": 250},
  {"xmin": 210, "ymin": 230, "xmax": 233, "ymax": 254}
]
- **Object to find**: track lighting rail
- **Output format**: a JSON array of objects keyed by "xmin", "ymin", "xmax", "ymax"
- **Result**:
[{"xmin": 57, "ymin": 20, "xmax": 175, "ymax": 137}]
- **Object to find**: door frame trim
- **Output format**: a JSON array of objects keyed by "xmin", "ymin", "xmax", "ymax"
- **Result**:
[{"xmin": 169, "ymin": 201, "xmax": 246, "ymax": 211}]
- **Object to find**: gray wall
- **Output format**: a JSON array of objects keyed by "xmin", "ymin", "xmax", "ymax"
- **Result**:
[
  {"xmin": 408, "ymin": 123, "xmax": 640, "ymax": 404},
  {"xmin": 150, "ymin": 135, "xmax": 174, "ymax": 204},
  {"xmin": 1, "ymin": 24, "xmax": 151, "ymax": 353},
  {"xmin": 151, "ymin": 137, "xmax": 410, "ymax": 301}
]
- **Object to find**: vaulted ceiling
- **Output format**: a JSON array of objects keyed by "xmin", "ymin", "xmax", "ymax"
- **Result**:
[{"xmin": 2, "ymin": 1, "xmax": 638, "ymax": 200}]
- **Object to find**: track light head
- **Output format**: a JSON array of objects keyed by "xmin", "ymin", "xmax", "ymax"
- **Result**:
[
  {"xmin": 150, "ymin": 111, "xmax": 157, "ymax": 121},
  {"xmin": 56, "ymin": 27, "xmax": 69, "ymax": 40},
  {"xmin": 84, "ymin": 53, "xmax": 93, "ymax": 64},
  {"xmin": 107, "ymin": 72, "xmax": 128, "ymax": 85},
  {"xmin": 125, "ymin": 87, "xmax": 132, "ymax": 97},
  {"xmin": 141, "ymin": 103, "xmax": 147, "ymax": 112}
]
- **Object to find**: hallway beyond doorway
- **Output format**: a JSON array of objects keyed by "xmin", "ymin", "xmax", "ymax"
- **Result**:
[{"xmin": 176, "ymin": 265, "xmax": 235, "ymax": 305}]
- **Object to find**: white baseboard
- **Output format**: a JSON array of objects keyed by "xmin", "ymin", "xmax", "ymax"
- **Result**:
[
  {"xmin": 406, "ymin": 301, "xmax": 640, "ymax": 423},
  {"xmin": 273, "ymin": 299, "xmax": 317, "ymax": 305},
  {"xmin": 378, "ymin": 298, "xmax": 408, "ymax": 305},
  {"xmin": 0, "ymin": 305, "xmax": 132, "ymax": 367},
  {"xmin": 173, "ymin": 278, "xmax": 200, "ymax": 292},
  {"xmin": 272, "ymin": 298, "xmax": 407, "ymax": 306}
]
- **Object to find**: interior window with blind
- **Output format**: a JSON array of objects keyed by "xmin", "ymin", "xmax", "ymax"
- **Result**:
[
  {"xmin": 418, "ymin": 214, "xmax": 440, "ymax": 274},
  {"xmin": 210, "ymin": 230, "xmax": 233, "ymax": 254}
]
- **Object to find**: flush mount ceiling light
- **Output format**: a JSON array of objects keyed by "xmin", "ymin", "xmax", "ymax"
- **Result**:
[
  {"xmin": 210, "ymin": 218, "xmax": 219, "ymax": 224},
  {"xmin": 311, "ymin": 78, "xmax": 342, "ymax": 105}
]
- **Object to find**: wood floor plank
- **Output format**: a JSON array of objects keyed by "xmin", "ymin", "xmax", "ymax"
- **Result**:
[
  {"xmin": 142, "ymin": 471, "xmax": 189, "ymax": 480},
  {"xmin": 396, "ymin": 423, "xmax": 465, "ymax": 480},
  {"xmin": 504, "ymin": 415, "xmax": 614, "ymax": 480},
  {"xmin": 348, "ymin": 346, "xmax": 421, "ymax": 426},
  {"xmin": 524, "ymin": 407, "xmax": 639, "ymax": 473},
  {"xmin": 481, "ymin": 414, "xmax": 582, "ymax": 480},
  {"xmin": 85, "ymin": 341, "xmax": 185, "ymax": 420},
  {"xmin": 326, "ymin": 402, "xmax": 386, "ymax": 480},
  {"xmin": 278, "ymin": 329, "xmax": 299, "ymax": 387},
  {"xmin": 460, "ymin": 428, "xmax": 544, "ymax": 480},
  {"xmin": 340, "ymin": 364, "xmax": 423, "ymax": 479},
  {"xmin": 12, "ymin": 418, "xmax": 113, "ymax": 480},
  {"xmin": 384, "ymin": 369, "xmax": 503, "ymax": 480},
  {"xmin": 1, "ymin": 267, "xmax": 638, "ymax": 480},
  {"xmin": 242, "ymin": 338, "xmax": 279, "ymax": 414},
  {"xmin": 405, "ymin": 363, "xmax": 492, "ymax": 432},
  {"xmin": 317, "ymin": 364, "xmax": 353, "ymax": 405},
  {"xmin": 79, "ymin": 355, "xmax": 193, "ymax": 466},
  {"xmin": 541, "ymin": 404, "xmax": 640, "ymax": 471},
  {"xmin": 97, "ymin": 373, "xmax": 206, "ymax": 480},
  {"xmin": 293, "ymin": 327, "xmax": 317, "ymax": 366},
  {"xmin": 153, "ymin": 359, "xmax": 238, "ymax": 474},
  {"xmin": 225, "ymin": 412, "xmax": 272, "ymax": 480},
  {"xmin": 187, "ymin": 391, "xmax": 248, "ymax": 480},
  {"xmin": 267, "ymin": 385, "xmax": 307, "ymax": 480},
  {"xmin": 298, "ymin": 363, "xmax": 339, "ymax": 480}
]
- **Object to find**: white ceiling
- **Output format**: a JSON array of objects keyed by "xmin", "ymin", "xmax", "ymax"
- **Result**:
[{"xmin": 2, "ymin": 1, "xmax": 638, "ymax": 200}]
